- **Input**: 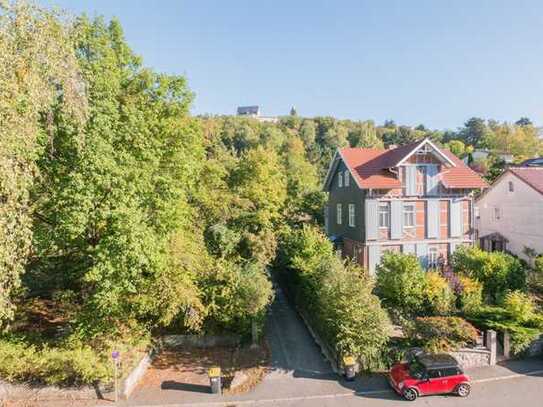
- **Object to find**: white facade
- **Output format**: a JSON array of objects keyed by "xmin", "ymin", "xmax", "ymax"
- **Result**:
[{"xmin": 476, "ymin": 171, "xmax": 543, "ymax": 260}]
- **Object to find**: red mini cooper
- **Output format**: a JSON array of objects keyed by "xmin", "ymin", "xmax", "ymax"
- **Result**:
[{"xmin": 389, "ymin": 352, "xmax": 471, "ymax": 401}]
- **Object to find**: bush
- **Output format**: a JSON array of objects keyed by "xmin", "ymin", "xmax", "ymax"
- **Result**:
[
  {"xmin": 404, "ymin": 316, "xmax": 479, "ymax": 352},
  {"xmin": 465, "ymin": 305, "xmax": 543, "ymax": 354},
  {"xmin": 376, "ymin": 252, "xmax": 427, "ymax": 315},
  {"xmin": 503, "ymin": 291, "xmax": 535, "ymax": 323},
  {"xmin": 277, "ymin": 226, "xmax": 391, "ymax": 369},
  {"xmin": 458, "ymin": 276, "xmax": 483, "ymax": 312},
  {"xmin": 452, "ymin": 247, "xmax": 526, "ymax": 303},
  {"xmin": 0, "ymin": 339, "xmax": 110, "ymax": 385},
  {"xmin": 423, "ymin": 271, "xmax": 455, "ymax": 315}
]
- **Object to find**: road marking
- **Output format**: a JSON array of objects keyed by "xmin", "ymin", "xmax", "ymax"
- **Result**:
[{"xmin": 473, "ymin": 369, "xmax": 543, "ymax": 384}]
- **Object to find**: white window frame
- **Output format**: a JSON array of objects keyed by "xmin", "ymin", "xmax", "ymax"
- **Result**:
[
  {"xmin": 348, "ymin": 204, "xmax": 355, "ymax": 227},
  {"xmin": 337, "ymin": 203, "xmax": 342, "ymax": 224},
  {"xmin": 378, "ymin": 203, "xmax": 390, "ymax": 228},
  {"xmin": 428, "ymin": 246, "xmax": 439, "ymax": 268},
  {"xmin": 338, "ymin": 172, "xmax": 343, "ymax": 188},
  {"xmin": 344, "ymin": 170, "xmax": 350, "ymax": 187},
  {"xmin": 403, "ymin": 204, "xmax": 415, "ymax": 228}
]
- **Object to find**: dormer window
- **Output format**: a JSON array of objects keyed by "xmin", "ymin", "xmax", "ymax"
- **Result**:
[
  {"xmin": 338, "ymin": 172, "xmax": 343, "ymax": 188},
  {"xmin": 344, "ymin": 170, "xmax": 350, "ymax": 187}
]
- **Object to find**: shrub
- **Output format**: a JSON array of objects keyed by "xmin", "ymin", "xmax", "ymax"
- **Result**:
[
  {"xmin": 458, "ymin": 276, "xmax": 483, "ymax": 312},
  {"xmin": 404, "ymin": 316, "xmax": 479, "ymax": 352},
  {"xmin": 0, "ymin": 339, "xmax": 111, "ymax": 385},
  {"xmin": 423, "ymin": 271, "xmax": 455, "ymax": 315},
  {"xmin": 465, "ymin": 305, "xmax": 543, "ymax": 354},
  {"xmin": 376, "ymin": 252, "xmax": 427, "ymax": 315},
  {"xmin": 452, "ymin": 246, "xmax": 526, "ymax": 303},
  {"xmin": 277, "ymin": 226, "xmax": 391, "ymax": 370},
  {"xmin": 503, "ymin": 291, "xmax": 535, "ymax": 323}
]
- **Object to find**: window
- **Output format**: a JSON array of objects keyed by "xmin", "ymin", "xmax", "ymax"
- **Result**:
[
  {"xmin": 344, "ymin": 170, "xmax": 350, "ymax": 187},
  {"xmin": 404, "ymin": 204, "xmax": 415, "ymax": 227},
  {"xmin": 427, "ymin": 369, "xmax": 441, "ymax": 379},
  {"xmin": 508, "ymin": 181, "xmax": 514, "ymax": 192},
  {"xmin": 428, "ymin": 246, "xmax": 439, "ymax": 268},
  {"xmin": 338, "ymin": 172, "xmax": 343, "ymax": 188},
  {"xmin": 441, "ymin": 367, "xmax": 462, "ymax": 377},
  {"xmin": 494, "ymin": 207, "xmax": 501, "ymax": 221},
  {"xmin": 378, "ymin": 203, "xmax": 390, "ymax": 228},
  {"xmin": 348, "ymin": 204, "xmax": 355, "ymax": 227},
  {"xmin": 324, "ymin": 206, "xmax": 329, "ymax": 233},
  {"xmin": 336, "ymin": 203, "xmax": 342, "ymax": 224}
]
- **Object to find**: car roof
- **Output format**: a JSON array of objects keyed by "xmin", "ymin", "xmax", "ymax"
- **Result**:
[{"xmin": 416, "ymin": 353, "xmax": 460, "ymax": 369}]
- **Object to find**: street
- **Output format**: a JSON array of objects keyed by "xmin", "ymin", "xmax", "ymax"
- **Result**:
[{"xmin": 121, "ymin": 287, "xmax": 543, "ymax": 407}]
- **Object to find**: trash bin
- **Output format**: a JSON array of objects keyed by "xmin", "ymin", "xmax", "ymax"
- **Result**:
[
  {"xmin": 208, "ymin": 366, "xmax": 222, "ymax": 395},
  {"xmin": 343, "ymin": 356, "xmax": 356, "ymax": 381}
]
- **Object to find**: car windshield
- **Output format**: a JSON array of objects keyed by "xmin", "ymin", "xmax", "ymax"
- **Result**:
[{"xmin": 408, "ymin": 361, "xmax": 426, "ymax": 379}]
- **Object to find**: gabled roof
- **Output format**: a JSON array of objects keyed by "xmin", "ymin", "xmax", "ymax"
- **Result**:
[
  {"xmin": 323, "ymin": 138, "xmax": 487, "ymax": 191},
  {"xmin": 509, "ymin": 167, "xmax": 543, "ymax": 195}
]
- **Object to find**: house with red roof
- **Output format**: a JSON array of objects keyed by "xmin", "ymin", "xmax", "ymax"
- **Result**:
[
  {"xmin": 322, "ymin": 138, "xmax": 487, "ymax": 274},
  {"xmin": 475, "ymin": 167, "xmax": 543, "ymax": 261}
]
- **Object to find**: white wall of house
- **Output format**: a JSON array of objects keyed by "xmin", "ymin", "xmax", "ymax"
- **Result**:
[{"xmin": 476, "ymin": 172, "xmax": 543, "ymax": 260}]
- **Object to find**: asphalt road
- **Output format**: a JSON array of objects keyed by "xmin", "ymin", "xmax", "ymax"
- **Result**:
[{"xmin": 118, "ymin": 286, "xmax": 543, "ymax": 407}]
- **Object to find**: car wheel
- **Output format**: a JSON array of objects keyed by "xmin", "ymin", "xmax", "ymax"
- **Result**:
[
  {"xmin": 402, "ymin": 387, "xmax": 418, "ymax": 401},
  {"xmin": 456, "ymin": 383, "xmax": 471, "ymax": 397}
]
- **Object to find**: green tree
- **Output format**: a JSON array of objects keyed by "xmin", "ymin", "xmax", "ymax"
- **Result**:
[
  {"xmin": 0, "ymin": 1, "xmax": 87, "ymax": 326},
  {"xmin": 375, "ymin": 252, "xmax": 427, "ymax": 315}
]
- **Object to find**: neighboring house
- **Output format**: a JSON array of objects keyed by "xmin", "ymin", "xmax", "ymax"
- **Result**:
[
  {"xmin": 520, "ymin": 157, "xmax": 543, "ymax": 167},
  {"xmin": 323, "ymin": 138, "xmax": 487, "ymax": 274},
  {"xmin": 475, "ymin": 167, "xmax": 543, "ymax": 261}
]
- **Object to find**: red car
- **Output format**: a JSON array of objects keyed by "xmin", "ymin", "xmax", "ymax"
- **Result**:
[{"xmin": 389, "ymin": 352, "xmax": 471, "ymax": 401}]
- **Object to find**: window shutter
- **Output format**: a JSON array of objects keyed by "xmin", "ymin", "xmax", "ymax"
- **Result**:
[
  {"xmin": 365, "ymin": 199, "xmax": 378, "ymax": 240},
  {"xmin": 450, "ymin": 242, "xmax": 458, "ymax": 256},
  {"xmin": 403, "ymin": 243, "xmax": 415, "ymax": 255},
  {"xmin": 406, "ymin": 166, "xmax": 417, "ymax": 196},
  {"xmin": 390, "ymin": 200, "xmax": 403, "ymax": 239},
  {"xmin": 426, "ymin": 199, "xmax": 440, "ymax": 238},
  {"xmin": 368, "ymin": 245, "xmax": 381, "ymax": 275},
  {"xmin": 426, "ymin": 165, "xmax": 439, "ymax": 195},
  {"xmin": 449, "ymin": 199, "xmax": 463, "ymax": 237},
  {"xmin": 416, "ymin": 243, "xmax": 428, "ymax": 268}
]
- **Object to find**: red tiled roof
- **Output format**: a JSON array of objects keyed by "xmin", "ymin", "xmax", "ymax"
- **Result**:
[
  {"xmin": 339, "ymin": 141, "xmax": 487, "ymax": 190},
  {"xmin": 440, "ymin": 150, "xmax": 489, "ymax": 189},
  {"xmin": 509, "ymin": 167, "xmax": 543, "ymax": 195}
]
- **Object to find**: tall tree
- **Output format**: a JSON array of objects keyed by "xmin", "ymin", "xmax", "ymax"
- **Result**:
[{"xmin": 0, "ymin": 1, "xmax": 86, "ymax": 326}]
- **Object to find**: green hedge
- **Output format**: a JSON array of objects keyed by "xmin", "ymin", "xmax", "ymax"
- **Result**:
[{"xmin": 276, "ymin": 225, "xmax": 391, "ymax": 370}]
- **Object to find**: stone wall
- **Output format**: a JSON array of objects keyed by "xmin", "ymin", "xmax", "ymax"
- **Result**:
[
  {"xmin": 450, "ymin": 348, "xmax": 492, "ymax": 369},
  {"xmin": 0, "ymin": 381, "xmax": 109, "ymax": 402},
  {"xmin": 161, "ymin": 334, "xmax": 241, "ymax": 349},
  {"xmin": 525, "ymin": 335, "xmax": 543, "ymax": 357}
]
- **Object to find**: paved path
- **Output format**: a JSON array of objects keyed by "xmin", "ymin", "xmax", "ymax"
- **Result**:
[{"xmin": 121, "ymin": 286, "xmax": 543, "ymax": 406}]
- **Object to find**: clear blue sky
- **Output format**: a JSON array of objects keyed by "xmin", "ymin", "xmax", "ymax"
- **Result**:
[{"xmin": 43, "ymin": 0, "xmax": 543, "ymax": 129}]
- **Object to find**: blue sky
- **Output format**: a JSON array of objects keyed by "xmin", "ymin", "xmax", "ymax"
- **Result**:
[{"xmin": 43, "ymin": 0, "xmax": 543, "ymax": 129}]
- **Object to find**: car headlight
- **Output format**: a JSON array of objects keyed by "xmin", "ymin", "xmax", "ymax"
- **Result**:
[{"xmin": 398, "ymin": 381, "xmax": 405, "ymax": 389}]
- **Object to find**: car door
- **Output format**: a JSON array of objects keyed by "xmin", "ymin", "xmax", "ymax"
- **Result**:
[
  {"xmin": 417, "ymin": 369, "xmax": 444, "ymax": 395},
  {"xmin": 441, "ymin": 367, "xmax": 462, "ymax": 392}
]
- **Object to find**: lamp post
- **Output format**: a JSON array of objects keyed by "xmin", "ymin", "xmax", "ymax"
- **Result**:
[{"xmin": 112, "ymin": 351, "xmax": 120, "ymax": 403}]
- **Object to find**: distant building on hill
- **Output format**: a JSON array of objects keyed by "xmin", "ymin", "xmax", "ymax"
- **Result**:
[
  {"xmin": 236, "ymin": 105, "xmax": 279, "ymax": 123},
  {"xmin": 237, "ymin": 105, "xmax": 260, "ymax": 117},
  {"xmin": 471, "ymin": 149, "xmax": 514, "ymax": 164}
]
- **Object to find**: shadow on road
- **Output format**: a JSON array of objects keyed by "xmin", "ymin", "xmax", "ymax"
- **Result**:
[{"xmin": 160, "ymin": 380, "xmax": 210, "ymax": 393}]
